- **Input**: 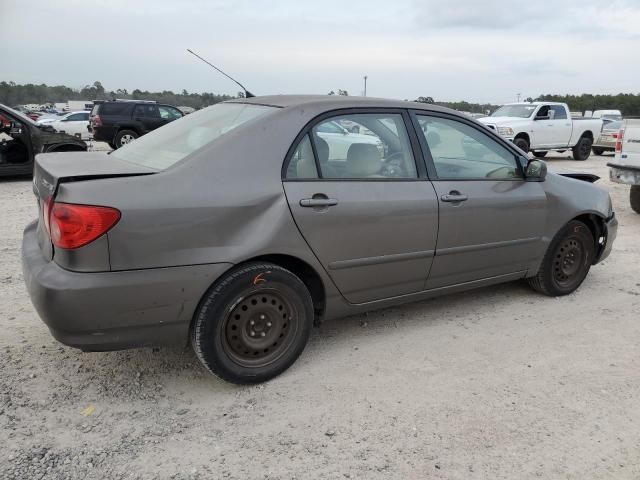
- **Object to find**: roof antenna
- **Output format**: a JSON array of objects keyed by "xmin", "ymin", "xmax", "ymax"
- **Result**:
[{"xmin": 187, "ymin": 48, "xmax": 255, "ymax": 98}]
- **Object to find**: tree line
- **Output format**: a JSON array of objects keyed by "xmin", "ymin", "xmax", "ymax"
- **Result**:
[
  {"xmin": 0, "ymin": 81, "xmax": 235, "ymax": 109},
  {"xmin": 2, "ymin": 81, "xmax": 640, "ymax": 116}
]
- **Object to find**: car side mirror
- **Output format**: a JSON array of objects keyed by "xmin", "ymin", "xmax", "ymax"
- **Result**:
[{"xmin": 525, "ymin": 159, "xmax": 547, "ymax": 181}]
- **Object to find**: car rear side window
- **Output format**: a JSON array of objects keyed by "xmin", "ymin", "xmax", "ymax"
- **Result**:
[
  {"xmin": 286, "ymin": 113, "xmax": 418, "ymax": 180},
  {"xmin": 110, "ymin": 103, "xmax": 276, "ymax": 170},
  {"xmin": 417, "ymin": 115, "xmax": 522, "ymax": 180},
  {"xmin": 99, "ymin": 103, "xmax": 131, "ymax": 116}
]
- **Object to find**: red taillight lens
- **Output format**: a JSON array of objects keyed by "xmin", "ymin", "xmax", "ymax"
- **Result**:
[
  {"xmin": 93, "ymin": 114, "xmax": 102, "ymax": 127},
  {"xmin": 49, "ymin": 203, "xmax": 120, "ymax": 249},
  {"xmin": 615, "ymin": 128, "xmax": 625, "ymax": 153}
]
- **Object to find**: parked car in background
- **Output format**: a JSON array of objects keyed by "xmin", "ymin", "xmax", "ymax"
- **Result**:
[
  {"xmin": 41, "ymin": 111, "xmax": 91, "ymax": 139},
  {"xmin": 593, "ymin": 120, "xmax": 623, "ymax": 155},
  {"xmin": 608, "ymin": 119, "xmax": 640, "ymax": 213},
  {"xmin": 592, "ymin": 110, "xmax": 623, "ymax": 121},
  {"xmin": 480, "ymin": 102, "xmax": 602, "ymax": 160},
  {"xmin": 315, "ymin": 119, "xmax": 383, "ymax": 160},
  {"xmin": 0, "ymin": 103, "xmax": 86, "ymax": 177},
  {"xmin": 22, "ymin": 95, "xmax": 617, "ymax": 384},
  {"xmin": 89, "ymin": 99, "xmax": 184, "ymax": 149}
]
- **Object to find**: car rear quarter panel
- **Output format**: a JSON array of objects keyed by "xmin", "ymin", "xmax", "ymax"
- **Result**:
[{"xmin": 55, "ymin": 106, "xmax": 347, "ymax": 311}]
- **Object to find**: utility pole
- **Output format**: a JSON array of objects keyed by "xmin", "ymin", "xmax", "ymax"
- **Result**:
[
  {"xmin": 517, "ymin": 93, "xmax": 521, "ymax": 102},
  {"xmin": 363, "ymin": 76, "xmax": 368, "ymax": 97}
]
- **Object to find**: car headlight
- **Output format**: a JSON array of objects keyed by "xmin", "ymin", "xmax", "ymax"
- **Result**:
[{"xmin": 497, "ymin": 127, "xmax": 514, "ymax": 136}]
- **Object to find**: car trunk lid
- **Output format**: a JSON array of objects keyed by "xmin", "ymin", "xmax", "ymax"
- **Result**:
[{"xmin": 33, "ymin": 151, "xmax": 156, "ymax": 261}]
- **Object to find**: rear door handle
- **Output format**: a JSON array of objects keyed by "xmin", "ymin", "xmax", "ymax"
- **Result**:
[
  {"xmin": 441, "ymin": 192, "xmax": 468, "ymax": 203},
  {"xmin": 300, "ymin": 198, "xmax": 338, "ymax": 207}
]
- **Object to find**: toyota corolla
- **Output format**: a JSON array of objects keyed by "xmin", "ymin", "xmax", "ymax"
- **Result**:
[{"xmin": 22, "ymin": 95, "xmax": 617, "ymax": 384}]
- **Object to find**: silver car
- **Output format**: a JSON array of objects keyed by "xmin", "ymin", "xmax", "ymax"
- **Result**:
[
  {"xmin": 22, "ymin": 95, "xmax": 617, "ymax": 384},
  {"xmin": 593, "ymin": 120, "xmax": 623, "ymax": 155}
]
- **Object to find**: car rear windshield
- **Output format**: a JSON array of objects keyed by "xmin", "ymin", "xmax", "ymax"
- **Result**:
[{"xmin": 110, "ymin": 103, "xmax": 276, "ymax": 170}]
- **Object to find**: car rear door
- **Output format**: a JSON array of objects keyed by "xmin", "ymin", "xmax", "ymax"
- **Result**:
[
  {"xmin": 548, "ymin": 105, "xmax": 572, "ymax": 147},
  {"xmin": 282, "ymin": 110, "xmax": 439, "ymax": 304},
  {"xmin": 133, "ymin": 104, "xmax": 162, "ymax": 134},
  {"xmin": 412, "ymin": 111, "xmax": 547, "ymax": 289}
]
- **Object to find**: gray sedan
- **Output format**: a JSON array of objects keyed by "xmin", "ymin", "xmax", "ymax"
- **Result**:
[{"xmin": 22, "ymin": 95, "xmax": 617, "ymax": 384}]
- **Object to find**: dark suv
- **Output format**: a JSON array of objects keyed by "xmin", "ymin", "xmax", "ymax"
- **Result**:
[{"xmin": 89, "ymin": 100, "xmax": 183, "ymax": 149}]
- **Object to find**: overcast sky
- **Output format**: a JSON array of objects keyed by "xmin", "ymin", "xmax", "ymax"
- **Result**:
[{"xmin": 2, "ymin": 0, "xmax": 639, "ymax": 103}]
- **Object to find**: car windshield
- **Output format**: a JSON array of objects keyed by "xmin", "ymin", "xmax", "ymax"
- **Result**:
[
  {"xmin": 491, "ymin": 105, "xmax": 537, "ymax": 118},
  {"xmin": 111, "ymin": 102, "xmax": 276, "ymax": 170}
]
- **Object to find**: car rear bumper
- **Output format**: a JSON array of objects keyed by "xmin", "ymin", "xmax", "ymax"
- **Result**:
[
  {"xmin": 90, "ymin": 127, "xmax": 117, "ymax": 143},
  {"xmin": 22, "ymin": 220, "xmax": 232, "ymax": 351},
  {"xmin": 608, "ymin": 163, "xmax": 640, "ymax": 185}
]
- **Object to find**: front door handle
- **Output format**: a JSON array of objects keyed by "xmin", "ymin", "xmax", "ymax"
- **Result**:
[
  {"xmin": 441, "ymin": 191, "xmax": 468, "ymax": 203},
  {"xmin": 300, "ymin": 197, "xmax": 338, "ymax": 207}
]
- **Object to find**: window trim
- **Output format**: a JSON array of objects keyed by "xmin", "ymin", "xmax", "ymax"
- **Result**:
[
  {"xmin": 409, "ymin": 110, "xmax": 527, "ymax": 182},
  {"xmin": 282, "ymin": 108, "xmax": 427, "ymax": 182}
]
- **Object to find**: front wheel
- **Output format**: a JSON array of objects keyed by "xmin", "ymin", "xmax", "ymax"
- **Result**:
[
  {"xmin": 514, "ymin": 137, "xmax": 530, "ymax": 153},
  {"xmin": 191, "ymin": 263, "xmax": 313, "ymax": 384},
  {"xmin": 572, "ymin": 137, "xmax": 593, "ymax": 161},
  {"xmin": 528, "ymin": 220, "xmax": 595, "ymax": 296},
  {"xmin": 631, "ymin": 185, "xmax": 640, "ymax": 214}
]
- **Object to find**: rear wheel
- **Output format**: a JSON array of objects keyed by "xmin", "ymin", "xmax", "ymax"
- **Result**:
[
  {"xmin": 114, "ymin": 129, "xmax": 138, "ymax": 149},
  {"xmin": 592, "ymin": 147, "xmax": 605, "ymax": 156},
  {"xmin": 528, "ymin": 220, "xmax": 594, "ymax": 296},
  {"xmin": 631, "ymin": 185, "xmax": 640, "ymax": 214},
  {"xmin": 514, "ymin": 137, "xmax": 529, "ymax": 153},
  {"xmin": 572, "ymin": 136, "xmax": 593, "ymax": 161},
  {"xmin": 191, "ymin": 263, "xmax": 313, "ymax": 384},
  {"xmin": 533, "ymin": 151, "xmax": 548, "ymax": 158}
]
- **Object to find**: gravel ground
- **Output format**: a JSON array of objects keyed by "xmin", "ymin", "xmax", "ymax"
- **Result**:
[{"xmin": 1, "ymin": 153, "xmax": 639, "ymax": 479}]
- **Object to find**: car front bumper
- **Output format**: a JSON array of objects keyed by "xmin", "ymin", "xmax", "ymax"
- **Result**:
[
  {"xmin": 596, "ymin": 212, "xmax": 617, "ymax": 263},
  {"xmin": 22, "ymin": 221, "xmax": 232, "ymax": 351}
]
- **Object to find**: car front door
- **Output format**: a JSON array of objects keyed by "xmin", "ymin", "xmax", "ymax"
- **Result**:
[
  {"xmin": 283, "ymin": 111, "xmax": 439, "ymax": 304},
  {"xmin": 413, "ymin": 112, "xmax": 547, "ymax": 289},
  {"xmin": 58, "ymin": 112, "xmax": 89, "ymax": 138}
]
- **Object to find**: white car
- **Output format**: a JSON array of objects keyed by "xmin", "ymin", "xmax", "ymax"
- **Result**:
[
  {"xmin": 608, "ymin": 119, "xmax": 640, "ymax": 213},
  {"xmin": 42, "ymin": 111, "xmax": 91, "ymax": 139},
  {"xmin": 316, "ymin": 120, "xmax": 383, "ymax": 160},
  {"xmin": 480, "ymin": 102, "xmax": 602, "ymax": 160}
]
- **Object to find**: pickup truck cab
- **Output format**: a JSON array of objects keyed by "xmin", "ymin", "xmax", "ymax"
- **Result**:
[
  {"xmin": 480, "ymin": 102, "xmax": 602, "ymax": 160},
  {"xmin": 608, "ymin": 119, "xmax": 640, "ymax": 213}
]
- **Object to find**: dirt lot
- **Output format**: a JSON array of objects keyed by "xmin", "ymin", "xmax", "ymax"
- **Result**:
[{"xmin": 1, "ymin": 153, "xmax": 639, "ymax": 480}]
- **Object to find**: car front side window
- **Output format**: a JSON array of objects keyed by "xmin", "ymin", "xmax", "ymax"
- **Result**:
[{"xmin": 417, "ymin": 115, "xmax": 522, "ymax": 181}]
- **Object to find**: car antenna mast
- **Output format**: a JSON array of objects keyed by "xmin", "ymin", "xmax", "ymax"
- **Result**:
[{"xmin": 186, "ymin": 49, "xmax": 255, "ymax": 98}]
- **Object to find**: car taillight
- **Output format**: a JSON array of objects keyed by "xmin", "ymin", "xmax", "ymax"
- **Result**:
[
  {"xmin": 615, "ymin": 128, "xmax": 625, "ymax": 153},
  {"xmin": 43, "ymin": 197, "xmax": 53, "ymax": 235},
  {"xmin": 93, "ymin": 114, "xmax": 102, "ymax": 127},
  {"xmin": 48, "ymin": 202, "xmax": 120, "ymax": 249}
]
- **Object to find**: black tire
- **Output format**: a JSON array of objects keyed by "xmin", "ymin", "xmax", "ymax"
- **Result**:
[
  {"xmin": 592, "ymin": 147, "xmax": 605, "ymax": 156},
  {"xmin": 191, "ymin": 262, "xmax": 313, "ymax": 384},
  {"xmin": 631, "ymin": 185, "xmax": 640, "ymax": 214},
  {"xmin": 514, "ymin": 137, "xmax": 529, "ymax": 153},
  {"xmin": 114, "ymin": 129, "xmax": 138, "ymax": 149},
  {"xmin": 572, "ymin": 136, "xmax": 593, "ymax": 161},
  {"xmin": 533, "ymin": 151, "xmax": 548, "ymax": 158},
  {"xmin": 108, "ymin": 142, "xmax": 116, "ymax": 150},
  {"xmin": 528, "ymin": 220, "xmax": 595, "ymax": 296}
]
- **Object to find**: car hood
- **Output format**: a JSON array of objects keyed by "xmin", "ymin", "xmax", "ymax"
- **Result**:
[{"xmin": 480, "ymin": 117, "xmax": 532, "ymax": 127}]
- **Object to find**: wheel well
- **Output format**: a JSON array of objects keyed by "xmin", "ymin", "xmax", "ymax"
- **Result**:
[
  {"xmin": 581, "ymin": 131, "xmax": 594, "ymax": 140},
  {"xmin": 47, "ymin": 143, "xmax": 86, "ymax": 152},
  {"xmin": 250, "ymin": 254, "xmax": 326, "ymax": 324},
  {"xmin": 514, "ymin": 132, "xmax": 530, "ymax": 144},
  {"xmin": 573, "ymin": 213, "xmax": 605, "ymax": 259}
]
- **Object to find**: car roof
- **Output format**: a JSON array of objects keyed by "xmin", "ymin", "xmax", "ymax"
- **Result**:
[
  {"xmin": 228, "ymin": 94, "xmax": 456, "ymax": 114},
  {"xmin": 503, "ymin": 102, "xmax": 566, "ymax": 106}
]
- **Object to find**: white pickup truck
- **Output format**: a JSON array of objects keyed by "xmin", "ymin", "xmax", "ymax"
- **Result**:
[
  {"xmin": 608, "ymin": 119, "xmax": 640, "ymax": 213},
  {"xmin": 480, "ymin": 102, "xmax": 602, "ymax": 160}
]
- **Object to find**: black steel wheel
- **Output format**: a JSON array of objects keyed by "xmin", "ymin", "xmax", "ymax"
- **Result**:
[
  {"xmin": 528, "ymin": 220, "xmax": 595, "ymax": 296},
  {"xmin": 191, "ymin": 263, "xmax": 313, "ymax": 384},
  {"xmin": 572, "ymin": 136, "xmax": 592, "ymax": 161}
]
